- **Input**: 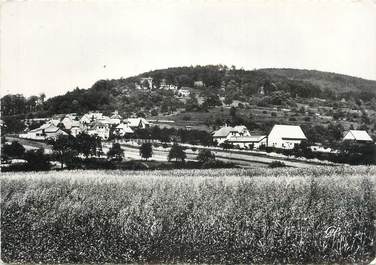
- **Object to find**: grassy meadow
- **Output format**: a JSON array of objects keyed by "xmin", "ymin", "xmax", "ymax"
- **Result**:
[{"xmin": 1, "ymin": 167, "xmax": 376, "ymax": 264}]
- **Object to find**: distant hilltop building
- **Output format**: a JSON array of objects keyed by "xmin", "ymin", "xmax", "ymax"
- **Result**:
[
  {"xmin": 136, "ymin": 77, "xmax": 154, "ymax": 90},
  {"xmin": 258, "ymin": 86, "xmax": 265, "ymax": 95},
  {"xmin": 194, "ymin": 80, "xmax": 204, "ymax": 87},
  {"xmin": 159, "ymin": 79, "xmax": 178, "ymax": 90},
  {"xmin": 178, "ymin": 88, "xmax": 190, "ymax": 97}
]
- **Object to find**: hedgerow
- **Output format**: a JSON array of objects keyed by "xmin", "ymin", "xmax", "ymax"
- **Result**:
[{"xmin": 1, "ymin": 167, "xmax": 375, "ymax": 263}]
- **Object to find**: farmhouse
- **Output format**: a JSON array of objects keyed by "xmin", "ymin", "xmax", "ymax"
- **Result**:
[
  {"xmin": 125, "ymin": 118, "xmax": 150, "ymax": 129},
  {"xmin": 114, "ymin": 123, "xmax": 134, "ymax": 137},
  {"xmin": 343, "ymin": 130, "xmax": 374, "ymax": 143},
  {"xmin": 267, "ymin": 124, "xmax": 307, "ymax": 149},
  {"xmin": 19, "ymin": 123, "xmax": 67, "ymax": 141},
  {"xmin": 227, "ymin": 135, "xmax": 267, "ymax": 149},
  {"xmin": 213, "ymin": 125, "xmax": 251, "ymax": 145}
]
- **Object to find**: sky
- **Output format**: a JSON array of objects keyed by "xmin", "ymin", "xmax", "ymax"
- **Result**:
[{"xmin": 1, "ymin": 0, "xmax": 376, "ymax": 98}]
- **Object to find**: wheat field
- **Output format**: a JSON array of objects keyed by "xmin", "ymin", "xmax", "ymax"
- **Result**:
[{"xmin": 1, "ymin": 167, "xmax": 376, "ymax": 264}]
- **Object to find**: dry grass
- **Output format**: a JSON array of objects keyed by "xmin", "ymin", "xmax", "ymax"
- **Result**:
[{"xmin": 1, "ymin": 166, "xmax": 376, "ymax": 264}]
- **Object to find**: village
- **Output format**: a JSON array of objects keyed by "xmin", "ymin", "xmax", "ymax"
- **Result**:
[
  {"xmin": 2, "ymin": 71, "xmax": 376, "ymax": 171},
  {"xmin": 0, "ymin": 105, "xmax": 371, "ymax": 170}
]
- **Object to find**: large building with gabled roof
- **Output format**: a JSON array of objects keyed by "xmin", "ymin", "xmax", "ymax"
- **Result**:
[
  {"xmin": 267, "ymin": 124, "xmax": 307, "ymax": 149},
  {"xmin": 343, "ymin": 130, "xmax": 374, "ymax": 143}
]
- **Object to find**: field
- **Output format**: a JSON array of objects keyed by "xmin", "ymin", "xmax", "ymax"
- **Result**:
[{"xmin": 1, "ymin": 167, "xmax": 376, "ymax": 264}]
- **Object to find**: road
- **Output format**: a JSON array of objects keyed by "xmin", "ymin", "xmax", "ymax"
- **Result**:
[
  {"xmin": 108, "ymin": 143, "xmax": 314, "ymax": 168},
  {"xmin": 6, "ymin": 136, "xmax": 330, "ymax": 168}
]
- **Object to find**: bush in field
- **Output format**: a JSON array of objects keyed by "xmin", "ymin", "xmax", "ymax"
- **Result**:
[
  {"xmin": 76, "ymin": 132, "xmax": 102, "ymax": 158},
  {"xmin": 107, "ymin": 143, "xmax": 124, "ymax": 161},
  {"xmin": 24, "ymin": 148, "xmax": 50, "ymax": 171},
  {"xmin": 197, "ymin": 149, "xmax": 215, "ymax": 163},
  {"xmin": 268, "ymin": 160, "xmax": 286, "ymax": 168},
  {"xmin": 139, "ymin": 142, "xmax": 153, "ymax": 161},
  {"xmin": 168, "ymin": 142, "xmax": 186, "ymax": 163},
  {"xmin": 1, "ymin": 167, "xmax": 376, "ymax": 264},
  {"xmin": 3, "ymin": 141, "xmax": 25, "ymax": 158}
]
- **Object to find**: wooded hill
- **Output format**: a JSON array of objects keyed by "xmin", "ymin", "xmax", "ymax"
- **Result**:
[
  {"xmin": 40, "ymin": 65, "xmax": 375, "ymax": 115},
  {"xmin": 2, "ymin": 65, "xmax": 376, "ymax": 120}
]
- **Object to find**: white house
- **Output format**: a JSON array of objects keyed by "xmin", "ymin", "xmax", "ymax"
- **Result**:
[
  {"xmin": 125, "ymin": 118, "xmax": 150, "ymax": 129},
  {"xmin": 212, "ymin": 125, "xmax": 251, "ymax": 145},
  {"xmin": 343, "ymin": 130, "xmax": 374, "ymax": 143},
  {"xmin": 110, "ymin": 111, "xmax": 122, "ymax": 125},
  {"xmin": 80, "ymin": 112, "xmax": 103, "ymax": 124},
  {"xmin": 70, "ymin": 121, "xmax": 82, "ymax": 137},
  {"xmin": 114, "ymin": 123, "xmax": 134, "ymax": 137},
  {"xmin": 19, "ymin": 123, "xmax": 67, "ymax": 141},
  {"xmin": 159, "ymin": 79, "xmax": 178, "ymax": 90},
  {"xmin": 87, "ymin": 122, "xmax": 110, "ymax": 140},
  {"xmin": 227, "ymin": 135, "xmax": 267, "ymax": 149},
  {"xmin": 267, "ymin": 124, "xmax": 307, "ymax": 149},
  {"xmin": 61, "ymin": 115, "xmax": 78, "ymax": 130}
]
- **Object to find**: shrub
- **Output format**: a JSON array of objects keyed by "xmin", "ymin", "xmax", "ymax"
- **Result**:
[
  {"xmin": 139, "ymin": 143, "xmax": 153, "ymax": 161},
  {"xmin": 268, "ymin": 161, "xmax": 286, "ymax": 168},
  {"xmin": 3, "ymin": 141, "xmax": 25, "ymax": 158},
  {"xmin": 197, "ymin": 149, "xmax": 215, "ymax": 163},
  {"xmin": 24, "ymin": 148, "xmax": 50, "ymax": 171}
]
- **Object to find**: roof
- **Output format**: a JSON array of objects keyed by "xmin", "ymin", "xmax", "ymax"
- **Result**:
[
  {"xmin": 71, "ymin": 121, "xmax": 80, "ymax": 127},
  {"xmin": 126, "ymin": 118, "xmax": 150, "ymax": 127},
  {"xmin": 29, "ymin": 123, "xmax": 61, "ymax": 133},
  {"xmin": 213, "ymin": 125, "xmax": 248, "ymax": 138},
  {"xmin": 111, "ymin": 114, "xmax": 122, "ymax": 119},
  {"xmin": 90, "ymin": 121, "xmax": 109, "ymax": 129},
  {"xmin": 213, "ymin": 126, "xmax": 238, "ymax": 138},
  {"xmin": 98, "ymin": 116, "xmax": 111, "ymax": 124},
  {"xmin": 233, "ymin": 125, "xmax": 248, "ymax": 132},
  {"xmin": 228, "ymin": 135, "xmax": 266, "ymax": 143},
  {"xmin": 344, "ymin": 130, "xmax": 373, "ymax": 142},
  {"xmin": 268, "ymin": 125, "xmax": 307, "ymax": 140},
  {"xmin": 116, "ymin": 123, "xmax": 134, "ymax": 133}
]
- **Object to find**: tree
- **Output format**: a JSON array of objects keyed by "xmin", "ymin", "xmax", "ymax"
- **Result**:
[
  {"xmin": 197, "ymin": 149, "xmax": 215, "ymax": 163},
  {"xmin": 204, "ymin": 94, "xmax": 222, "ymax": 108},
  {"xmin": 107, "ymin": 143, "xmax": 124, "ymax": 161},
  {"xmin": 24, "ymin": 148, "xmax": 50, "ymax": 171},
  {"xmin": 168, "ymin": 142, "xmax": 186, "ymax": 163},
  {"xmin": 139, "ymin": 142, "xmax": 153, "ymax": 161},
  {"xmin": 3, "ymin": 141, "xmax": 25, "ymax": 158},
  {"xmin": 52, "ymin": 135, "xmax": 78, "ymax": 169},
  {"xmin": 76, "ymin": 132, "xmax": 102, "ymax": 158}
]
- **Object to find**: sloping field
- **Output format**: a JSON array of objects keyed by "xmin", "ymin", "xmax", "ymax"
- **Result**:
[{"xmin": 1, "ymin": 167, "xmax": 376, "ymax": 264}]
